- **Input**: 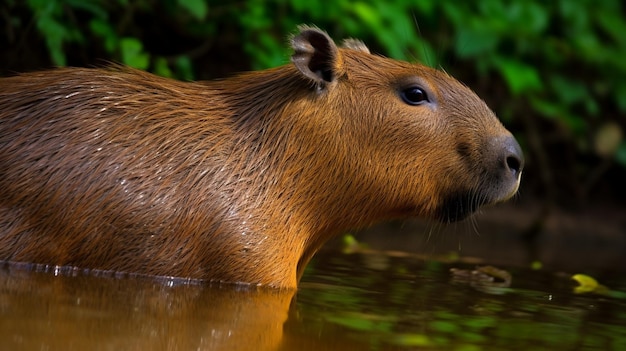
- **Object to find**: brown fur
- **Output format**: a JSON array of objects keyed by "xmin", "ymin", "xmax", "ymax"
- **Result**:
[{"xmin": 0, "ymin": 27, "xmax": 523, "ymax": 288}]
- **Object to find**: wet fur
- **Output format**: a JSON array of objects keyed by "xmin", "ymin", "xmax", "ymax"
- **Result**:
[{"xmin": 0, "ymin": 28, "xmax": 521, "ymax": 288}]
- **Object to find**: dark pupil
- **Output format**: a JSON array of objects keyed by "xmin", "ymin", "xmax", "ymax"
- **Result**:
[{"xmin": 405, "ymin": 87, "xmax": 426, "ymax": 103}]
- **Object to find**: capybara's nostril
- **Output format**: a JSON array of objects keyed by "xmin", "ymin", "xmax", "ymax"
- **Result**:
[{"xmin": 503, "ymin": 136, "xmax": 524, "ymax": 179}]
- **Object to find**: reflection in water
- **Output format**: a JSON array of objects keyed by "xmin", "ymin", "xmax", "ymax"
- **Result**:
[
  {"xmin": 0, "ymin": 266, "xmax": 294, "ymax": 351},
  {"xmin": 295, "ymin": 252, "xmax": 626, "ymax": 350},
  {"xmin": 1, "ymin": 247, "xmax": 625, "ymax": 351}
]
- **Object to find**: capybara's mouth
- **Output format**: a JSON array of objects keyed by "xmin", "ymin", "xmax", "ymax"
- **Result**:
[
  {"xmin": 437, "ymin": 192, "xmax": 486, "ymax": 223},
  {"xmin": 436, "ymin": 192, "xmax": 503, "ymax": 223},
  {"xmin": 437, "ymin": 177, "xmax": 521, "ymax": 222}
]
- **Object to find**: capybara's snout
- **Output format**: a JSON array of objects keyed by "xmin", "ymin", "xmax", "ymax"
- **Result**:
[
  {"xmin": 494, "ymin": 134, "xmax": 524, "ymax": 199},
  {"xmin": 504, "ymin": 135, "xmax": 524, "ymax": 181},
  {"xmin": 439, "ymin": 132, "xmax": 524, "ymax": 223}
]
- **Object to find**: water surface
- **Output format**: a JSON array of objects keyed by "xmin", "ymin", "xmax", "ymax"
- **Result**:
[{"xmin": 1, "ymin": 210, "xmax": 625, "ymax": 350}]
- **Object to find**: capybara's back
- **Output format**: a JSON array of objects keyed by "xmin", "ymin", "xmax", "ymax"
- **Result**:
[{"xmin": 0, "ymin": 27, "xmax": 523, "ymax": 288}]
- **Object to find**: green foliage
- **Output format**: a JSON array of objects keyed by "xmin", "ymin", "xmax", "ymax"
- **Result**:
[
  {"xmin": 26, "ymin": 0, "xmax": 84, "ymax": 66},
  {"xmin": 4, "ymin": 0, "xmax": 626, "ymax": 202},
  {"xmin": 18, "ymin": 0, "xmax": 201, "ymax": 78},
  {"xmin": 119, "ymin": 38, "xmax": 150, "ymax": 69},
  {"xmin": 177, "ymin": 0, "xmax": 208, "ymax": 20}
]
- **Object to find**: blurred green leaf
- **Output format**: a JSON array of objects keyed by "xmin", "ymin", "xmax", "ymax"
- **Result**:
[
  {"xmin": 615, "ymin": 142, "xmax": 626, "ymax": 166},
  {"xmin": 120, "ymin": 37, "xmax": 149, "ymax": 69},
  {"xmin": 507, "ymin": 2, "xmax": 549, "ymax": 34},
  {"xmin": 455, "ymin": 27, "xmax": 499, "ymax": 58},
  {"xmin": 596, "ymin": 12, "xmax": 626, "ymax": 47},
  {"xmin": 177, "ymin": 0, "xmax": 208, "ymax": 20},
  {"xmin": 615, "ymin": 84, "xmax": 626, "ymax": 113},
  {"xmin": 549, "ymin": 75, "xmax": 599, "ymax": 116},
  {"xmin": 154, "ymin": 57, "xmax": 173, "ymax": 78},
  {"xmin": 494, "ymin": 58, "xmax": 543, "ymax": 95},
  {"xmin": 352, "ymin": 2, "xmax": 380, "ymax": 29},
  {"xmin": 89, "ymin": 19, "xmax": 118, "ymax": 53},
  {"xmin": 174, "ymin": 56, "xmax": 194, "ymax": 81},
  {"xmin": 65, "ymin": 0, "xmax": 108, "ymax": 18},
  {"xmin": 530, "ymin": 97, "xmax": 564, "ymax": 119},
  {"xmin": 37, "ymin": 16, "xmax": 67, "ymax": 66}
]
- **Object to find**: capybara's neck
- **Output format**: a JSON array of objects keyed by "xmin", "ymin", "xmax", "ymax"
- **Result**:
[{"xmin": 210, "ymin": 66, "xmax": 399, "ymax": 283}]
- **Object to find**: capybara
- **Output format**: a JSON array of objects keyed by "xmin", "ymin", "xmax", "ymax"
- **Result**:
[{"xmin": 0, "ymin": 27, "xmax": 523, "ymax": 289}]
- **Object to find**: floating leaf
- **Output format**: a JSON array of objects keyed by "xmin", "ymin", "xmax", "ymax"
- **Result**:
[
  {"xmin": 572, "ymin": 274, "xmax": 598, "ymax": 293},
  {"xmin": 572, "ymin": 274, "xmax": 609, "ymax": 295},
  {"xmin": 342, "ymin": 234, "xmax": 367, "ymax": 254},
  {"xmin": 392, "ymin": 333, "xmax": 432, "ymax": 347}
]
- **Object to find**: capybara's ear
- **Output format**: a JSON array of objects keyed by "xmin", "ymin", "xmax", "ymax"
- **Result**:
[{"xmin": 291, "ymin": 26, "xmax": 341, "ymax": 87}]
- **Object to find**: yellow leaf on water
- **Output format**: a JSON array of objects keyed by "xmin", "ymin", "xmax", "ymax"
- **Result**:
[{"xmin": 572, "ymin": 274, "xmax": 603, "ymax": 294}]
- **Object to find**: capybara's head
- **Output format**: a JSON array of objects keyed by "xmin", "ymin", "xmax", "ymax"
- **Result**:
[
  {"xmin": 0, "ymin": 26, "xmax": 523, "ymax": 288},
  {"xmin": 285, "ymin": 27, "xmax": 523, "ymax": 224}
]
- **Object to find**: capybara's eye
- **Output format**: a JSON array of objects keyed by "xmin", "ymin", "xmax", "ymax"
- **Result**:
[{"xmin": 401, "ymin": 87, "xmax": 429, "ymax": 105}]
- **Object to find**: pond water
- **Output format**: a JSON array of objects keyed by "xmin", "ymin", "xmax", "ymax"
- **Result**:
[{"xmin": 1, "ymin": 207, "xmax": 625, "ymax": 350}]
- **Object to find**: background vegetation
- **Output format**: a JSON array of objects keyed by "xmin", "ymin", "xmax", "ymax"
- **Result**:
[{"xmin": 2, "ymin": 0, "xmax": 625, "ymax": 212}]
